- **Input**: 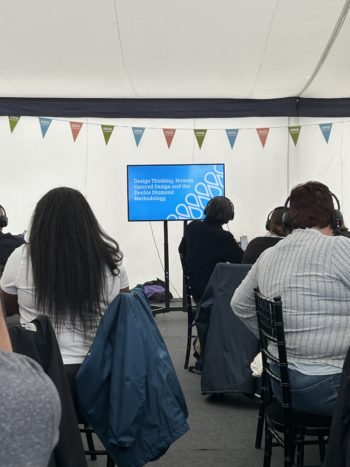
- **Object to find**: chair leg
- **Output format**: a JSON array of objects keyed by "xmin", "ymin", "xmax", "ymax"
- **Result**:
[
  {"xmin": 255, "ymin": 402, "xmax": 265, "ymax": 449},
  {"xmin": 284, "ymin": 427, "xmax": 294, "ymax": 467},
  {"xmin": 184, "ymin": 324, "xmax": 192, "ymax": 369},
  {"xmin": 318, "ymin": 435, "xmax": 326, "ymax": 462},
  {"xmin": 107, "ymin": 454, "xmax": 115, "ymax": 467},
  {"xmin": 296, "ymin": 431, "xmax": 305, "ymax": 467},
  {"xmin": 84, "ymin": 424, "xmax": 97, "ymax": 461},
  {"xmin": 184, "ymin": 311, "xmax": 195, "ymax": 369},
  {"xmin": 263, "ymin": 424, "xmax": 272, "ymax": 467}
]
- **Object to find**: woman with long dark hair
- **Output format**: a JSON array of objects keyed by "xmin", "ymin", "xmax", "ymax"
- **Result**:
[{"xmin": 0, "ymin": 187, "xmax": 129, "ymax": 364}]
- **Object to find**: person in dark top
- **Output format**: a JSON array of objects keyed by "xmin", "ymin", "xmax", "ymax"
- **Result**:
[
  {"xmin": 242, "ymin": 206, "xmax": 287, "ymax": 264},
  {"xmin": 0, "ymin": 205, "xmax": 25, "ymax": 272},
  {"xmin": 179, "ymin": 196, "xmax": 243, "ymax": 302}
]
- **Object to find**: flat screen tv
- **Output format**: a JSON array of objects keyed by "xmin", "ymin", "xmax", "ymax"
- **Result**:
[{"xmin": 127, "ymin": 164, "xmax": 225, "ymax": 221}]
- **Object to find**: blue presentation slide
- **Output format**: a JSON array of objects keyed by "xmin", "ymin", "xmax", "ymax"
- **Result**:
[{"xmin": 127, "ymin": 164, "xmax": 225, "ymax": 221}]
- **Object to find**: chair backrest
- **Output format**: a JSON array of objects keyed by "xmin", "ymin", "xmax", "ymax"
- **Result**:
[
  {"xmin": 8, "ymin": 316, "xmax": 88, "ymax": 467},
  {"xmin": 254, "ymin": 288, "xmax": 292, "ymax": 417},
  {"xmin": 180, "ymin": 254, "xmax": 196, "ymax": 314}
]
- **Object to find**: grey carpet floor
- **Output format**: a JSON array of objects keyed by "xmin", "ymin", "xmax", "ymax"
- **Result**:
[{"xmin": 86, "ymin": 311, "xmax": 322, "ymax": 467}]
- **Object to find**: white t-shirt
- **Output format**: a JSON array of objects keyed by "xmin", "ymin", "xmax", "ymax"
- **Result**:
[{"xmin": 0, "ymin": 244, "xmax": 129, "ymax": 364}]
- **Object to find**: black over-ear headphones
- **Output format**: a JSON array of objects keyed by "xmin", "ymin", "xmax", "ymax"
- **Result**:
[
  {"xmin": 282, "ymin": 192, "xmax": 343, "ymax": 233},
  {"xmin": 282, "ymin": 197, "xmax": 291, "ymax": 232},
  {"xmin": 0, "ymin": 205, "xmax": 8, "ymax": 228},
  {"xmin": 331, "ymin": 193, "xmax": 343, "ymax": 232},
  {"xmin": 204, "ymin": 196, "xmax": 235, "ymax": 221},
  {"xmin": 266, "ymin": 207, "xmax": 285, "ymax": 231}
]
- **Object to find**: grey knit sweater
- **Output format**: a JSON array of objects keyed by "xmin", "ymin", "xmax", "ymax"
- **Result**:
[
  {"xmin": 0, "ymin": 349, "xmax": 61, "ymax": 467},
  {"xmin": 231, "ymin": 229, "xmax": 350, "ymax": 370}
]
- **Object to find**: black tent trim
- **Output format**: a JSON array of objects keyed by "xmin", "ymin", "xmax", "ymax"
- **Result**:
[{"xmin": 0, "ymin": 97, "xmax": 350, "ymax": 118}]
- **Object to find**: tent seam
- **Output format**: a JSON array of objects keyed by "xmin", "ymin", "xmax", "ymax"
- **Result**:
[
  {"xmin": 112, "ymin": 0, "xmax": 139, "ymax": 97},
  {"xmin": 248, "ymin": 0, "xmax": 280, "ymax": 98},
  {"xmin": 299, "ymin": 0, "xmax": 350, "ymax": 96}
]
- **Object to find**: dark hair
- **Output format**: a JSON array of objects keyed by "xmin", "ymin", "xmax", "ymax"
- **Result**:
[
  {"xmin": 269, "ymin": 207, "xmax": 287, "ymax": 237},
  {"xmin": 289, "ymin": 181, "xmax": 334, "ymax": 230},
  {"xmin": 204, "ymin": 196, "xmax": 234, "ymax": 225},
  {"xmin": 29, "ymin": 187, "xmax": 123, "ymax": 335}
]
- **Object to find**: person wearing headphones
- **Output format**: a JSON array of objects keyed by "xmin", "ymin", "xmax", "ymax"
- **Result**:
[
  {"xmin": 179, "ymin": 196, "xmax": 243, "ymax": 303},
  {"xmin": 231, "ymin": 181, "xmax": 350, "ymax": 416},
  {"xmin": 242, "ymin": 206, "xmax": 287, "ymax": 264},
  {"xmin": 0, "ymin": 205, "xmax": 25, "ymax": 273}
]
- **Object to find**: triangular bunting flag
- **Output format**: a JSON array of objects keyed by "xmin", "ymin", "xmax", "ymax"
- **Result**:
[
  {"xmin": 256, "ymin": 128, "xmax": 270, "ymax": 148},
  {"xmin": 163, "ymin": 128, "xmax": 176, "ymax": 148},
  {"xmin": 39, "ymin": 117, "xmax": 52, "ymax": 138},
  {"xmin": 132, "ymin": 127, "xmax": 145, "ymax": 147},
  {"xmin": 289, "ymin": 126, "xmax": 301, "ymax": 146},
  {"xmin": 319, "ymin": 123, "xmax": 332, "ymax": 143},
  {"xmin": 9, "ymin": 116, "xmax": 20, "ymax": 133},
  {"xmin": 70, "ymin": 121, "xmax": 83, "ymax": 142},
  {"xmin": 101, "ymin": 125, "xmax": 114, "ymax": 145},
  {"xmin": 226, "ymin": 129, "xmax": 239, "ymax": 149},
  {"xmin": 194, "ymin": 129, "xmax": 207, "ymax": 149}
]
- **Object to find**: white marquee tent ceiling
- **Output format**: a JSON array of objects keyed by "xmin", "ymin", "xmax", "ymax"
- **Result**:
[{"xmin": 0, "ymin": 0, "xmax": 350, "ymax": 99}]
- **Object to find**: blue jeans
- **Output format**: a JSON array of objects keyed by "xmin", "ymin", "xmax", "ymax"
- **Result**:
[{"xmin": 270, "ymin": 366, "xmax": 342, "ymax": 416}]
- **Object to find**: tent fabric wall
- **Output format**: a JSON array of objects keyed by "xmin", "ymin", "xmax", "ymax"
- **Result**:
[
  {"xmin": 0, "ymin": 1, "xmax": 349, "ymax": 100},
  {"xmin": 0, "ymin": 116, "xmax": 348, "ymax": 295}
]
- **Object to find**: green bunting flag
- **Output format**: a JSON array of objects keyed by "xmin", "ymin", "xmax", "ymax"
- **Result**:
[
  {"xmin": 9, "ymin": 116, "xmax": 20, "ymax": 133},
  {"xmin": 194, "ymin": 129, "xmax": 207, "ymax": 149},
  {"xmin": 163, "ymin": 128, "xmax": 176, "ymax": 148},
  {"xmin": 101, "ymin": 125, "xmax": 114, "ymax": 145},
  {"xmin": 288, "ymin": 126, "xmax": 301, "ymax": 146},
  {"xmin": 70, "ymin": 121, "xmax": 83, "ymax": 142},
  {"xmin": 256, "ymin": 128, "xmax": 270, "ymax": 148}
]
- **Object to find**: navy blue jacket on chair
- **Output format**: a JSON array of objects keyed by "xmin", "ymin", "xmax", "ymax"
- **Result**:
[{"xmin": 76, "ymin": 288, "xmax": 189, "ymax": 467}]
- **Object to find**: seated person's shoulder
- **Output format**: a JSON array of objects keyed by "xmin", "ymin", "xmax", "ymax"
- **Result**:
[
  {"xmin": 8, "ymin": 242, "xmax": 27, "ymax": 259},
  {"xmin": 333, "ymin": 234, "xmax": 350, "ymax": 249},
  {"xmin": 0, "ymin": 232, "xmax": 25, "ymax": 245},
  {"xmin": 14, "ymin": 233, "xmax": 26, "ymax": 245},
  {"xmin": 184, "ymin": 220, "xmax": 204, "ymax": 236},
  {"xmin": 187, "ymin": 220, "xmax": 202, "ymax": 229},
  {"xmin": 218, "ymin": 228, "xmax": 236, "ymax": 240},
  {"xmin": 245, "ymin": 236, "xmax": 261, "ymax": 246}
]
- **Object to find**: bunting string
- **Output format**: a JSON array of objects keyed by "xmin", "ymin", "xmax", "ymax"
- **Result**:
[{"xmin": 5, "ymin": 116, "xmax": 344, "ymax": 148}]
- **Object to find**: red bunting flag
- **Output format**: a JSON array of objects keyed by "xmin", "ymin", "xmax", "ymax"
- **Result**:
[
  {"xmin": 163, "ymin": 128, "xmax": 176, "ymax": 148},
  {"xmin": 256, "ymin": 128, "xmax": 270, "ymax": 148},
  {"xmin": 70, "ymin": 121, "xmax": 83, "ymax": 142}
]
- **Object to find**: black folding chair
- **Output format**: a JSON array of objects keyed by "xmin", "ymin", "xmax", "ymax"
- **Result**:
[
  {"xmin": 324, "ymin": 345, "xmax": 350, "ymax": 466},
  {"xmin": 254, "ymin": 288, "xmax": 331, "ymax": 467},
  {"xmin": 180, "ymin": 254, "xmax": 198, "ymax": 369},
  {"xmin": 79, "ymin": 422, "xmax": 115, "ymax": 466},
  {"xmin": 65, "ymin": 365, "xmax": 115, "ymax": 466}
]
